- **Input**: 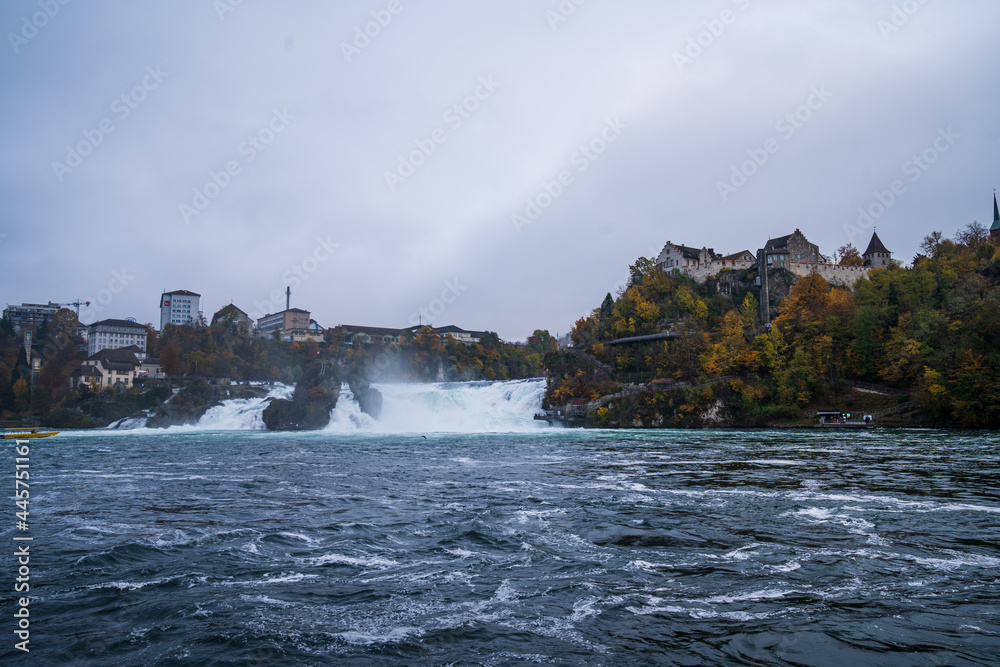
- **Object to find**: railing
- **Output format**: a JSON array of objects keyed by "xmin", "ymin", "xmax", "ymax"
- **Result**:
[
  {"xmin": 873, "ymin": 401, "xmax": 920, "ymax": 419},
  {"xmin": 586, "ymin": 383, "xmax": 652, "ymax": 411},
  {"xmin": 614, "ymin": 371, "xmax": 655, "ymax": 382}
]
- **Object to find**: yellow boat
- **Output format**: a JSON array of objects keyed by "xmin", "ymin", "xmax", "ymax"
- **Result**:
[{"xmin": 2, "ymin": 428, "xmax": 59, "ymax": 439}]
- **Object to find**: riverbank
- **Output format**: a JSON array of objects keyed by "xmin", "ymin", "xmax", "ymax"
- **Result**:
[{"xmin": 537, "ymin": 377, "xmax": 929, "ymax": 429}]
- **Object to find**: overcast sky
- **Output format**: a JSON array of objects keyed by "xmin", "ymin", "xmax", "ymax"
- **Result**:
[{"xmin": 2, "ymin": 0, "xmax": 998, "ymax": 340}]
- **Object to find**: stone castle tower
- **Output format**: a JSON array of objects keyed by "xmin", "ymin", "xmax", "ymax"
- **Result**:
[{"xmin": 862, "ymin": 231, "xmax": 892, "ymax": 268}]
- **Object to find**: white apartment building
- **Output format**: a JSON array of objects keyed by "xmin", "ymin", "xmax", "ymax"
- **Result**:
[
  {"xmin": 87, "ymin": 319, "xmax": 148, "ymax": 356},
  {"xmin": 2, "ymin": 301, "xmax": 62, "ymax": 331},
  {"xmin": 160, "ymin": 290, "xmax": 201, "ymax": 329}
]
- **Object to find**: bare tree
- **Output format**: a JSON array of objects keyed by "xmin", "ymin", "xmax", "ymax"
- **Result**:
[
  {"xmin": 955, "ymin": 221, "xmax": 989, "ymax": 248},
  {"xmin": 920, "ymin": 231, "xmax": 944, "ymax": 256}
]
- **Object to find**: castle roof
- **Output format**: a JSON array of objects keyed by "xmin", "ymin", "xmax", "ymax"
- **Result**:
[
  {"xmin": 663, "ymin": 241, "xmax": 718, "ymax": 260},
  {"xmin": 764, "ymin": 234, "xmax": 792, "ymax": 250},
  {"xmin": 863, "ymin": 231, "xmax": 891, "ymax": 256}
]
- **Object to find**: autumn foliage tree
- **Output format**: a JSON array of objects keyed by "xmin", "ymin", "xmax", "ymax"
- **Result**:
[
  {"xmin": 836, "ymin": 243, "xmax": 863, "ymax": 266},
  {"xmin": 549, "ymin": 234, "xmax": 1000, "ymax": 424}
]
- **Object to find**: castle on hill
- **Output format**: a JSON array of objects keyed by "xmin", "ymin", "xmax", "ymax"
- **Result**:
[{"xmin": 654, "ymin": 229, "xmax": 892, "ymax": 288}]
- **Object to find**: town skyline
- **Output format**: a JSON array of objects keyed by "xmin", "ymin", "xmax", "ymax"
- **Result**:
[{"xmin": 0, "ymin": 216, "xmax": 984, "ymax": 342}]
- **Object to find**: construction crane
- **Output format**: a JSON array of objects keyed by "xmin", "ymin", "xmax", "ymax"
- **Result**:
[{"xmin": 59, "ymin": 300, "xmax": 91, "ymax": 317}]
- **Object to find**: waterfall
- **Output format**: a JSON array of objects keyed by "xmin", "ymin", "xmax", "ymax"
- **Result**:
[
  {"xmin": 104, "ymin": 379, "xmax": 547, "ymax": 433},
  {"xmin": 326, "ymin": 378, "xmax": 547, "ymax": 433},
  {"xmin": 107, "ymin": 383, "xmax": 293, "ymax": 431}
]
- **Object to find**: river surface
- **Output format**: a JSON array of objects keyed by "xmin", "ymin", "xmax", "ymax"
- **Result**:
[{"xmin": 6, "ymin": 412, "xmax": 1000, "ymax": 664}]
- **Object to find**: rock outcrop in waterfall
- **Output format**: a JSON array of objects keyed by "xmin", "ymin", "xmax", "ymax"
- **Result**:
[
  {"xmin": 348, "ymin": 366, "xmax": 383, "ymax": 419},
  {"xmin": 262, "ymin": 361, "xmax": 341, "ymax": 430}
]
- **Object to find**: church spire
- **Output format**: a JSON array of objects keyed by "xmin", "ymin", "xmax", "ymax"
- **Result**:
[
  {"xmin": 993, "ymin": 189, "xmax": 1000, "ymax": 231},
  {"xmin": 992, "ymin": 189, "xmax": 1000, "ymax": 238}
]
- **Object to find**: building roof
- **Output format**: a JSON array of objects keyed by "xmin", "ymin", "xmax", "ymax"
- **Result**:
[
  {"xmin": 722, "ymin": 250, "xmax": 754, "ymax": 261},
  {"xmin": 71, "ymin": 364, "xmax": 102, "ymax": 377},
  {"xmin": 141, "ymin": 357, "xmax": 160, "ymax": 365},
  {"xmin": 437, "ymin": 325, "xmax": 488, "ymax": 337},
  {"xmin": 405, "ymin": 324, "xmax": 489, "ymax": 339},
  {"xmin": 764, "ymin": 233, "xmax": 793, "ymax": 251},
  {"xmin": 86, "ymin": 348, "xmax": 139, "ymax": 363},
  {"xmin": 6, "ymin": 302, "xmax": 60, "ymax": 310},
  {"xmin": 163, "ymin": 290, "xmax": 200, "ymax": 297},
  {"xmin": 664, "ymin": 241, "xmax": 716, "ymax": 260},
  {"xmin": 211, "ymin": 304, "xmax": 250, "ymax": 326},
  {"xmin": 88, "ymin": 319, "xmax": 148, "ymax": 331},
  {"xmin": 259, "ymin": 308, "xmax": 310, "ymax": 319},
  {"xmin": 863, "ymin": 231, "xmax": 891, "ymax": 256},
  {"xmin": 122, "ymin": 345, "xmax": 144, "ymax": 352},
  {"xmin": 675, "ymin": 244, "xmax": 703, "ymax": 260},
  {"xmin": 339, "ymin": 325, "xmax": 404, "ymax": 336},
  {"xmin": 86, "ymin": 348, "xmax": 141, "ymax": 370},
  {"xmin": 213, "ymin": 304, "xmax": 248, "ymax": 317}
]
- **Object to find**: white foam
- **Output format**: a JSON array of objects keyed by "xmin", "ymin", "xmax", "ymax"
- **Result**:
[
  {"xmin": 701, "ymin": 588, "xmax": 797, "ymax": 604},
  {"xmin": 213, "ymin": 572, "xmax": 320, "ymax": 586},
  {"xmin": 337, "ymin": 627, "xmax": 424, "ymax": 646},
  {"xmin": 324, "ymin": 379, "xmax": 547, "ymax": 434},
  {"xmin": 770, "ymin": 560, "xmax": 801, "ymax": 572},
  {"xmin": 256, "ymin": 573, "xmax": 319, "ymax": 585},
  {"xmin": 87, "ymin": 575, "xmax": 181, "ymax": 591},
  {"xmin": 308, "ymin": 553, "xmax": 398, "ymax": 569},
  {"xmin": 278, "ymin": 531, "xmax": 320, "ymax": 546},
  {"xmin": 492, "ymin": 579, "xmax": 518, "ymax": 603},
  {"xmin": 240, "ymin": 594, "xmax": 296, "ymax": 607},
  {"xmin": 446, "ymin": 548, "xmax": 476, "ymax": 559}
]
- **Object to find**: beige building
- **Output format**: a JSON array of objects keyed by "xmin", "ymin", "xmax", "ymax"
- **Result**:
[
  {"xmin": 257, "ymin": 308, "xmax": 311, "ymax": 337},
  {"xmin": 139, "ymin": 356, "xmax": 165, "ymax": 379},
  {"xmin": 427, "ymin": 325, "xmax": 488, "ymax": 344},
  {"xmin": 655, "ymin": 242, "xmax": 719, "ymax": 272},
  {"xmin": 71, "ymin": 349, "xmax": 143, "ymax": 391},
  {"xmin": 281, "ymin": 329, "xmax": 325, "ymax": 343},
  {"xmin": 338, "ymin": 325, "xmax": 404, "ymax": 346}
]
